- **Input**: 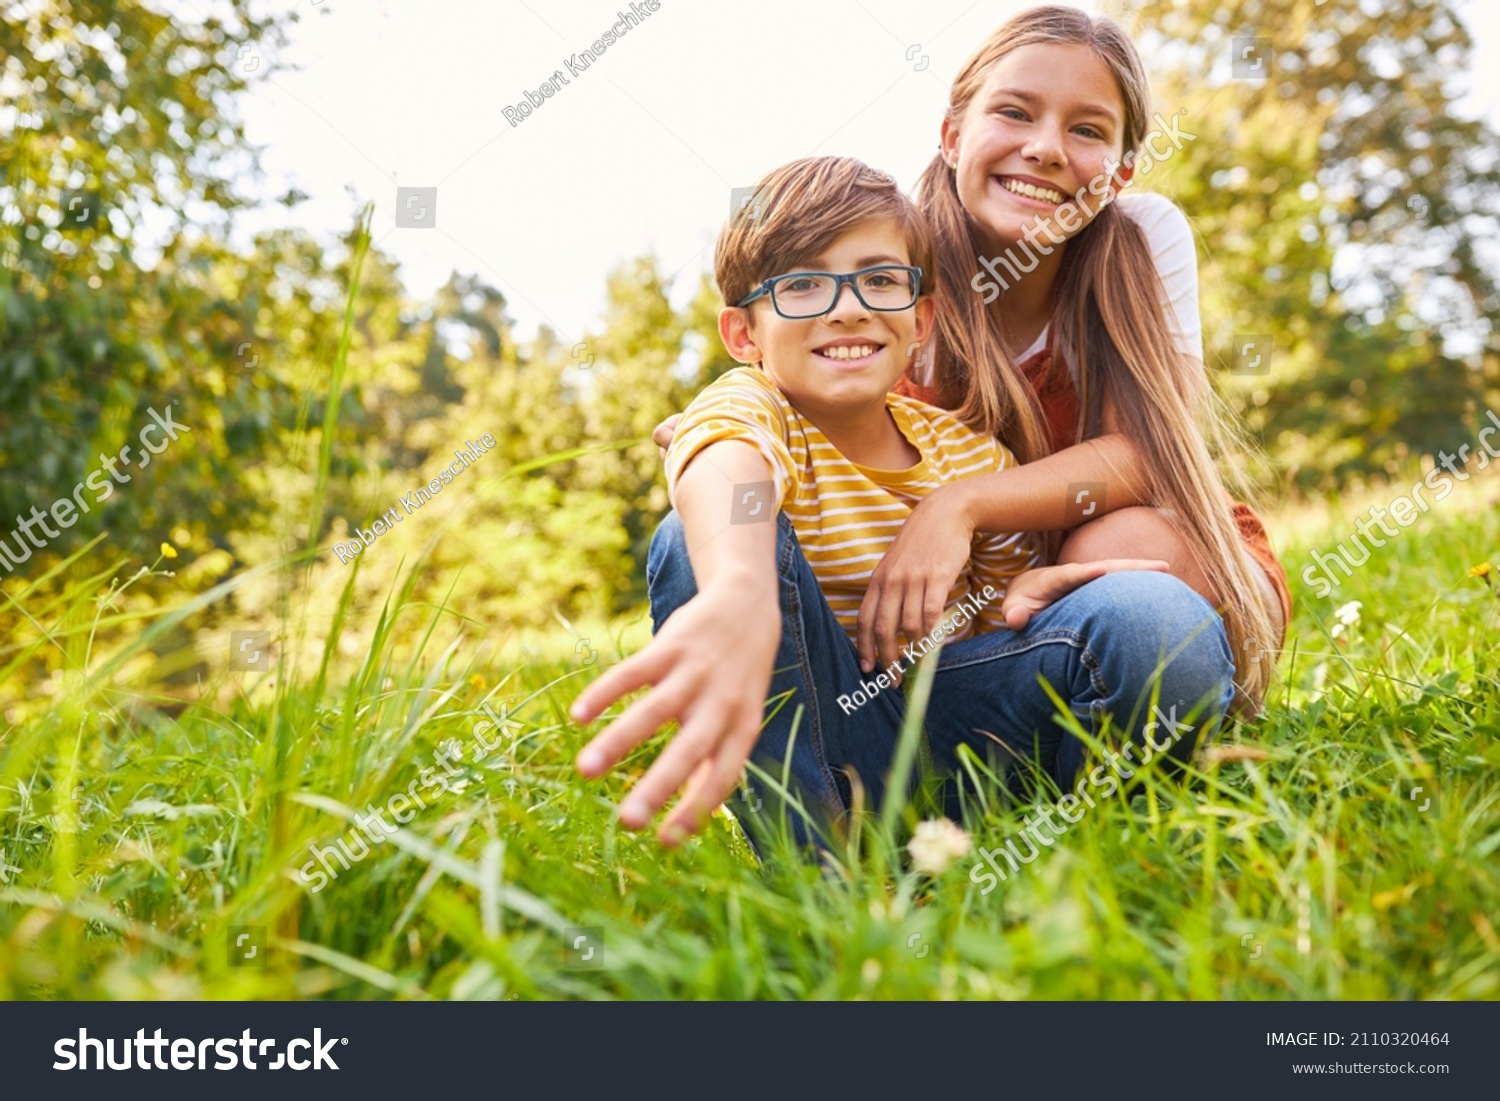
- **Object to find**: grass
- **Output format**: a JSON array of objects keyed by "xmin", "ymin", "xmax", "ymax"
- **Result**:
[
  {"xmin": 2, "ymin": 254, "xmax": 1497, "ymax": 999},
  {"xmin": 2, "ymin": 476, "xmax": 1496, "ymax": 1001}
]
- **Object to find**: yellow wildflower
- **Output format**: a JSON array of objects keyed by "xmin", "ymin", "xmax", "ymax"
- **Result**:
[
  {"xmin": 1199, "ymin": 745, "xmax": 1271, "ymax": 766},
  {"xmin": 159, "ymin": 542, "xmax": 178, "ymax": 559}
]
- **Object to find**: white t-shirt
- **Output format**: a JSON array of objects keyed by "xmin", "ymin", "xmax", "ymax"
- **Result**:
[{"xmin": 918, "ymin": 191, "xmax": 1203, "ymax": 385}]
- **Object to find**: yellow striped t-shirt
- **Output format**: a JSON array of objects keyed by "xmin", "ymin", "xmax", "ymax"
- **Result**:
[{"xmin": 664, "ymin": 367, "xmax": 1040, "ymax": 647}]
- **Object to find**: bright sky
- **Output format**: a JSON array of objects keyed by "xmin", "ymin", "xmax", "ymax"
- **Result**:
[{"xmin": 235, "ymin": 0, "xmax": 1500, "ymax": 347}]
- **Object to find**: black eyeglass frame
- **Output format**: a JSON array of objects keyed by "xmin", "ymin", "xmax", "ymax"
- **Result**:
[{"xmin": 735, "ymin": 264, "xmax": 924, "ymax": 319}]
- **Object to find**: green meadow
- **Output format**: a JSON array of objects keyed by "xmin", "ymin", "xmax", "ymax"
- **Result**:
[{"xmin": 1, "ymin": 457, "xmax": 1495, "ymax": 1001}]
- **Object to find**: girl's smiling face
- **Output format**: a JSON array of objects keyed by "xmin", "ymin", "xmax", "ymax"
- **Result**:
[{"xmin": 941, "ymin": 42, "xmax": 1130, "ymax": 257}]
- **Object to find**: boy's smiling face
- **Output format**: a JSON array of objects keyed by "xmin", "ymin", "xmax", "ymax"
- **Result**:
[{"xmin": 719, "ymin": 217, "xmax": 934, "ymax": 423}]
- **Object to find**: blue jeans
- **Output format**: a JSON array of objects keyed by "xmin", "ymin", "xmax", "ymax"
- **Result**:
[{"xmin": 646, "ymin": 511, "xmax": 1235, "ymax": 848}]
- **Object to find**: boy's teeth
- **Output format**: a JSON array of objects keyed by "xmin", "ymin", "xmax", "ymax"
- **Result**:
[
  {"xmin": 821, "ymin": 345, "xmax": 876, "ymax": 359},
  {"xmin": 1001, "ymin": 178, "xmax": 1064, "ymax": 203}
]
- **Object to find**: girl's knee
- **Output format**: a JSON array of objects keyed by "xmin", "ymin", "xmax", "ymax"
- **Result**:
[{"xmin": 1060, "ymin": 508, "xmax": 1214, "ymax": 602}]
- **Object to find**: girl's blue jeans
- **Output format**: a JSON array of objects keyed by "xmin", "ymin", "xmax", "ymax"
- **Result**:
[{"xmin": 646, "ymin": 511, "xmax": 1236, "ymax": 848}]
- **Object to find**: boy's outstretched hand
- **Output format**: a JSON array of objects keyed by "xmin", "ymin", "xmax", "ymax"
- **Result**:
[{"xmin": 571, "ymin": 577, "xmax": 781, "ymax": 846}]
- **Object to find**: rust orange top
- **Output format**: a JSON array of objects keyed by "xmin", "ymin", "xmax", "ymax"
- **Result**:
[{"xmin": 892, "ymin": 342, "xmax": 1293, "ymax": 637}]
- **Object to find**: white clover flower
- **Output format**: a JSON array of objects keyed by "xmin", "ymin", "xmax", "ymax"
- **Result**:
[
  {"xmin": 907, "ymin": 818, "xmax": 971, "ymax": 875},
  {"xmin": 1331, "ymin": 599, "xmax": 1363, "ymax": 639}
]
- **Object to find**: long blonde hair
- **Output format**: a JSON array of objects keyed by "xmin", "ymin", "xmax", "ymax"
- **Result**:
[{"xmin": 916, "ymin": 5, "xmax": 1276, "ymax": 708}]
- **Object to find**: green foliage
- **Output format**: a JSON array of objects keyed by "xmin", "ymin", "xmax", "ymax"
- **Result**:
[
  {"xmin": 0, "ymin": 0, "xmax": 291, "ymax": 536},
  {"xmin": 0, "ymin": 9, "xmax": 723, "ymax": 701},
  {"xmin": 1133, "ymin": 0, "xmax": 1500, "ymax": 490},
  {"xmin": 0, "ymin": 453, "xmax": 1495, "ymax": 999}
]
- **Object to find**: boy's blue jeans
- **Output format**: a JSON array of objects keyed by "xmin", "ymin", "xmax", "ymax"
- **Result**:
[{"xmin": 646, "ymin": 511, "xmax": 1236, "ymax": 848}]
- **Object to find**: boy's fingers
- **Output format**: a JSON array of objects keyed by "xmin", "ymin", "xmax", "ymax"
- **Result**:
[
  {"xmin": 674, "ymin": 755, "xmax": 718, "ymax": 812},
  {"xmin": 877, "ymin": 634, "xmax": 900, "ymax": 680},
  {"xmin": 866, "ymin": 593, "xmax": 905, "ymax": 675},
  {"xmin": 617, "ymin": 707, "xmax": 727, "ymax": 828},
  {"xmin": 575, "ymin": 679, "xmax": 688, "ymax": 778},
  {"xmin": 870, "ymin": 588, "xmax": 906, "ymax": 675},
  {"xmin": 899, "ymin": 581, "xmax": 928, "ymax": 649},
  {"xmin": 661, "ymin": 724, "xmax": 759, "ymax": 844},
  {"xmin": 570, "ymin": 648, "xmax": 666, "ymax": 724},
  {"xmin": 659, "ymin": 756, "xmax": 724, "ymax": 844},
  {"xmin": 921, "ymin": 582, "xmax": 948, "ymax": 642},
  {"xmin": 856, "ymin": 580, "xmax": 884, "ymax": 671}
]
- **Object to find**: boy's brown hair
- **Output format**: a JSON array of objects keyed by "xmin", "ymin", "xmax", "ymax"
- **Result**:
[{"xmin": 714, "ymin": 156, "xmax": 935, "ymax": 308}]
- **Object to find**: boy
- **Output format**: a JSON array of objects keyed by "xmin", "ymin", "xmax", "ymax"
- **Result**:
[{"xmin": 571, "ymin": 156, "xmax": 1065, "ymax": 846}]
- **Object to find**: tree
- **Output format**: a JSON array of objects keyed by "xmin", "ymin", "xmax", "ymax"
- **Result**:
[
  {"xmin": 1128, "ymin": 0, "xmax": 1500, "ymax": 490},
  {"xmin": 0, "ymin": 0, "xmax": 298, "ymax": 555}
]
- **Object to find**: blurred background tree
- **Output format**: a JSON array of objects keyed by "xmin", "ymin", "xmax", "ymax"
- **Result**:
[
  {"xmin": 1127, "ymin": 0, "xmax": 1500, "ymax": 491},
  {"xmin": 0, "ymin": 0, "xmax": 293, "ymax": 548}
]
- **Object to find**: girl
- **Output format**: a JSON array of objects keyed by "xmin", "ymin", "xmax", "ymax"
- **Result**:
[{"xmin": 862, "ymin": 4, "xmax": 1285, "ymax": 716}]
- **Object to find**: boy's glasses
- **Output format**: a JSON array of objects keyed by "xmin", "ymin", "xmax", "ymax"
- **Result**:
[{"xmin": 736, "ymin": 265, "xmax": 923, "ymax": 319}]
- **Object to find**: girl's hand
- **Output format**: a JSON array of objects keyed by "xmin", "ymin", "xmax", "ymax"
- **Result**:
[
  {"xmin": 857, "ymin": 489, "xmax": 975, "ymax": 677},
  {"xmin": 1000, "ymin": 558, "xmax": 1170, "ymax": 630},
  {"xmin": 653, "ymin": 413, "xmax": 682, "ymax": 461},
  {"xmin": 572, "ymin": 578, "xmax": 780, "ymax": 845}
]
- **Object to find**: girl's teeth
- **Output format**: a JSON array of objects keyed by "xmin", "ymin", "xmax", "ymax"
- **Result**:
[{"xmin": 1001, "ymin": 178, "xmax": 1063, "ymax": 203}]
